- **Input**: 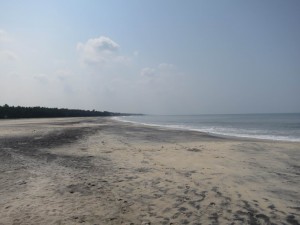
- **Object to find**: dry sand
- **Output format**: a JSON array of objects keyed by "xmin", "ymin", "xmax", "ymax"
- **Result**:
[{"xmin": 0, "ymin": 117, "xmax": 299, "ymax": 225}]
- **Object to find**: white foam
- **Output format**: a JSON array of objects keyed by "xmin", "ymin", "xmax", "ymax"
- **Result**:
[{"xmin": 113, "ymin": 116, "xmax": 300, "ymax": 142}]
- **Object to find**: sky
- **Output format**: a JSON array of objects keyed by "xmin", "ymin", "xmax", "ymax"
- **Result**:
[{"xmin": 0, "ymin": 0, "xmax": 299, "ymax": 114}]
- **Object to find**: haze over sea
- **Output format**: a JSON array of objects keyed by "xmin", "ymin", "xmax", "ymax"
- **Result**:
[{"xmin": 115, "ymin": 113, "xmax": 300, "ymax": 142}]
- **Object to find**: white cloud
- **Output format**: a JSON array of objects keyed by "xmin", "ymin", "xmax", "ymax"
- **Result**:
[
  {"xmin": 158, "ymin": 63, "xmax": 175, "ymax": 71},
  {"xmin": 0, "ymin": 29, "xmax": 10, "ymax": 42},
  {"xmin": 55, "ymin": 68, "xmax": 72, "ymax": 80},
  {"xmin": 140, "ymin": 67, "xmax": 156, "ymax": 77},
  {"xmin": 77, "ymin": 36, "xmax": 119, "ymax": 53},
  {"xmin": 140, "ymin": 63, "xmax": 175, "ymax": 77},
  {"xmin": 133, "ymin": 50, "xmax": 139, "ymax": 57},
  {"xmin": 0, "ymin": 30, "xmax": 18, "ymax": 63},
  {"xmin": 0, "ymin": 50, "xmax": 18, "ymax": 61},
  {"xmin": 77, "ymin": 36, "xmax": 123, "ymax": 66},
  {"xmin": 34, "ymin": 74, "xmax": 49, "ymax": 84}
]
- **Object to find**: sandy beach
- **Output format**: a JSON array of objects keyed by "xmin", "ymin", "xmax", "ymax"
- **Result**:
[{"xmin": 0, "ymin": 117, "xmax": 299, "ymax": 225}]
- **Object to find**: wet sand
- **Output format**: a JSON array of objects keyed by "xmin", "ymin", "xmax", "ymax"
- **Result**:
[{"xmin": 0, "ymin": 117, "xmax": 299, "ymax": 225}]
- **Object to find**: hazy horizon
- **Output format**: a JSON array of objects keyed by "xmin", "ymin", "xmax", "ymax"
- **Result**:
[{"xmin": 1, "ymin": 1, "xmax": 300, "ymax": 115}]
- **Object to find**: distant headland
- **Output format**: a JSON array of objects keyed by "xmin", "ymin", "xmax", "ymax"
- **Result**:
[{"xmin": 0, "ymin": 104, "xmax": 142, "ymax": 119}]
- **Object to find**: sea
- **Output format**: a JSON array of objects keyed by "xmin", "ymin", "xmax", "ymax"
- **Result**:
[{"xmin": 114, "ymin": 113, "xmax": 300, "ymax": 142}]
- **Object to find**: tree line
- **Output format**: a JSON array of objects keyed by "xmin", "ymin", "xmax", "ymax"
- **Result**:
[{"xmin": 0, "ymin": 104, "xmax": 133, "ymax": 119}]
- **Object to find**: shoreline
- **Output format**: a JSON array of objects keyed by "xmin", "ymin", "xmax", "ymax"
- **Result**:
[
  {"xmin": 113, "ymin": 116, "xmax": 299, "ymax": 144},
  {"xmin": 0, "ymin": 117, "xmax": 299, "ymax": 224}
]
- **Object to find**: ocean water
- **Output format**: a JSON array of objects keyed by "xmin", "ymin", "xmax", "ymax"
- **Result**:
[{"xmin": 114, "ymin": 114, "xmax": 300, "ymax": 142}]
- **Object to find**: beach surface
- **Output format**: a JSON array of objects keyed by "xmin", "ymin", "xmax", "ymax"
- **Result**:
[{"xmin": 0, "ymin": 117, "xmax": 299, "ymax": 225}]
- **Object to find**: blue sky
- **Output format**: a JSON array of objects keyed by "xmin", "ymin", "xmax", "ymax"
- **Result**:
[{"xmin": 0, "ymin": 0, "xmax": 299, "ymax": 114}]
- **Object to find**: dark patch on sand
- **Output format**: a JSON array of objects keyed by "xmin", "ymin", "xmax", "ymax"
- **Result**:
[
  {"xmin": 136, "ymin": 167, "xmax": 152, "ymax": 173},
  {"xmin": 286, "ymin": 215, "xmax": 300, "ymax": 225},
  {"xmin": 0, "ymin": 127, "xmax": 99, "ymax": 153},
  {"xmin": 209, "ymin": 212, "xmax": 219, "ymax": 225},
  {"xmin": 187, "ymin": 148, "xmax": 202, "ymax": 152},
  {"xmin": 0, "ymin": 127, "xmax": 102, "ymax": 168},
  {"xmin": 233, "ymin": 200, "xmax": 272, "ymax": 225}
]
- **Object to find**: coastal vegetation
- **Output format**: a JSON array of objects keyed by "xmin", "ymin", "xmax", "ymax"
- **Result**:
[{"xmin": 0, "ymin": 104, "xmax": 132, "ymax": 119}]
